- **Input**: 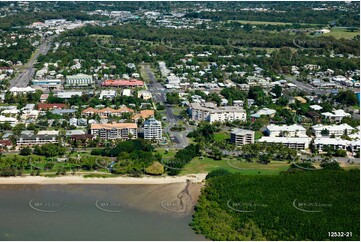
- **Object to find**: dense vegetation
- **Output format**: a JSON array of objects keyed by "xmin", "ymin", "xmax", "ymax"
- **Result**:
[{"xmin": 191, "ymin": 169, "xmax": 360, "ymax": 241}]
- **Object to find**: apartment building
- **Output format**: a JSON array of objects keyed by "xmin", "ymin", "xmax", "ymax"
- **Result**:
[
  {"xmin": 265, "ymin": 124, "xmax": 307, "ymax": 137},
  {"xmin": 314, "ymin": 138, "xmax": 351, "ymax": 151},
  {"xmin": 188, "ymin": 102, "xmax": 246, "ymax": 123},
  {"xmin": 82, "ymin": 107, "xmax": 134, "ymax": 117},
  {"xmin": 258, "ymin": 137, "xmax": 312, "ymax": 150},
  {"xmin": 230, "ymin": 129, "xmax": 255, "ymax": 146},
  {"xmin": 311, "ymin": 124, "xmax": 354, "ymax": 137},
  {"xmin": 90, "ymin": 123, "xmax": 138, "ymax": 140},
  {"xmin": 17, "ymin": 130, "xmax": 59, "ymax": 146},
  {"xmin": 143, "ymin": 118, "xmax": 162, "ymax": 140}
]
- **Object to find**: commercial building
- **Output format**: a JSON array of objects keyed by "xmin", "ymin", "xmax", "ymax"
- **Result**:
[
  {"xmin": 258, "ymin": 137, "xmax": 312, "ymax": 150},
  {"xmin": 9, "ymin": 86, "xmax": 36, "ymax": 95},
  {"xmin": 230, "ymin": 129, "xmax": 255, "ymax": 146},
  {"xmin": 137, "ymin": 90, "xmax": 152, "ymax": 100},
  {"xmin": 99, "ymin": 90, "xmax": 116, "ymax": 99},
  {"xmin": 101, "ymin": 79, "xmax": 144, "ymax": 88},
  {"xmin": 90, "ymin": 123, "xmax": 138, "ymax": 140},
  {"xmin": 188, "ymin": 102, "xmax": 246, "ymax": 123},
  {"xmin": 56, "ymin": 91, "xmax": 83, "ymax": 99},
  {"xmin": 143, "ymin": 118, "xmax": 162, "ymax": 140},
  {"xmin": 265, "ymin": 124, "xmax": 307, "ymax": 137},
  {"xmin": 32, "ymin": 79, "xmax": 62, "ymax": 87},
  {"xmin": 17, "ymin": 130, "xmax": 59, "ymax": 146},
  {"xmin": 311, "ymin": 124, "xmax": 354, "ymax": 137},
  {"xmin": 65, "ymin": 74, "xmax": 94, "ymax": 87}
]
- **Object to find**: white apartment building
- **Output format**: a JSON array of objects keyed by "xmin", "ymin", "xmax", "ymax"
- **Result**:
[
  {"xmin": 230, "ymin": 129, "xmax": 255, "ymax": 146},
  {"xmin": 321, "ymin": 109, "xmax": 351, "ymax": 122},
  {"xmin": 266, "ymin": 124, "xmax": 307, "ymax": 137},
  {"xmin": 312, "ymin": 124, "xmax": 354, "ymax": 137},
  {"xmin": 189, "ymin": 102, "xmax": 246, "ymax": 123},
  {"xmin": 143, "ymin": 118, "xmax": 162, "ymax": 140},
  {"xmin": 314, "ymin": 138, "xmax": 350, "ymax": 151},
  {"xmin": 90, "ymin": 123, "xmax": 138, "ymax": 140},
  {"xmin": 17, "ymin": 130, "xmax": 59, "ymax": 146},
  {"xmin": 258, "ymin": 137, "xmax": 312, "ymax": 150},
  {"xmin": 65, "ymin": 74, "xmax": 94, "ymax": 87},
  {"xmin": 0, "ymin": 115, "xmax": 17, "ymax": 127}
]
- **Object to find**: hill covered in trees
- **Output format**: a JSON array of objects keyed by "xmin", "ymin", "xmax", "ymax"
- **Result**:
[{"xmin": 191, "ymin": 169, "xmax": 360, "ymax": 241}]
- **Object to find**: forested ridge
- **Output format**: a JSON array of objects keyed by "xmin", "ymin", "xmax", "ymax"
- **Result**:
[{"xmin": 191, "ymin": 169, "xmax": 360, "ymax": 241}]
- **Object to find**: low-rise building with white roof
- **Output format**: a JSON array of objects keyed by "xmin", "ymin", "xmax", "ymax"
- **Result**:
[
  {"xmin": 258, "ymin": 137, "xmax": 312, "ymax": 150},
  {"xmin": 265, "ymin": 124, "xmax": 307, "ymax": 137},
  {"xmin": 312, "ymin": 124, "xmax": 354, "ymax": 137}
]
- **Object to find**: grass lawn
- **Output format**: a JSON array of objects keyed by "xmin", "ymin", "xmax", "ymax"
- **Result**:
[
  {"xmin": 214, "ymin": 132, "xmax": 229, "ymax": 142},
  {"xmin": 323, "ymin": 28, "xmax": 360, "ymax": 39},
  {"xmin": 255, "ymin": 131, "xmax": 263, "ymax": 140},
  {"xmin": 179, "ymin": 156, "xmax": 290, "ymax": 175}
]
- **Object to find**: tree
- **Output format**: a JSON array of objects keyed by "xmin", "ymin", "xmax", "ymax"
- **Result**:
[
  {"xmin": 166, "ymin": 92, "xmax": 179, "ymax": 104},
  {"xmin": 321, "ymin": 129, "xmax": 329, "ymax": 136},
  {"xmin": 19, "ymin": 147, "xmax": 32, "ymax": 156},
  {"xmin": 335, "ymin": 90, "xmax": 358, "ymax": 106},
  {"xmin": 145, "ymin": 161, "xmax": 164, "ymax": 175},
  {"xmin": 271, "ymin": 85, "xmax": 282, "ymax": 98}
]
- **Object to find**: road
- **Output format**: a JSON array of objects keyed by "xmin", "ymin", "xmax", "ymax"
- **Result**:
[
  {"xmin": 143, "ymin": 65, "xmax": 190, "ymax": 148},
  {"xmin": 10, "ymin": 35, "xmax": 56, "ymax": 88}
]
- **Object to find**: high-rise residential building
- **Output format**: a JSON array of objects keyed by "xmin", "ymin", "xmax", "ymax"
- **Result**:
[{"xmin": 144, "ymin": 118, "xmax": 162, "ymax": 140}]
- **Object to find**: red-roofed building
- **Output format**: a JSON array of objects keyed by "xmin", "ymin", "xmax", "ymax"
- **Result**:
[
  {"xmin": 101, "ymin": 79, "xmax": 144, "ymax": 88},
  {"xmin": 37, "ymin": 103, "xmax": 66, "ymax": 110}
]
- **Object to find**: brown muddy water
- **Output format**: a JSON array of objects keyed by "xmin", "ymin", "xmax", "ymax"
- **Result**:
[{"xmin": 0, "ymin": 183, "xmax": 206, "ymax": 241}]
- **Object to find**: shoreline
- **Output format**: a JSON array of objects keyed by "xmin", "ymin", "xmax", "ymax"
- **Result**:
[{"xmin": 0, "ymin": 173, "xmax": 207, "ymax": 185}]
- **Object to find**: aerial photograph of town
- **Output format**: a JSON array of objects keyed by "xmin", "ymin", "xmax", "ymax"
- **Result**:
[{"xmin": 0, "ymin": 0, "xmax": 359, "ymax": 241}]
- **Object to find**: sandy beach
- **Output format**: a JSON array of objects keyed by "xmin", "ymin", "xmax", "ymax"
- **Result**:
[{"xmin": 0, "ymin": 173, "xmax": 208, "ymax": 185}]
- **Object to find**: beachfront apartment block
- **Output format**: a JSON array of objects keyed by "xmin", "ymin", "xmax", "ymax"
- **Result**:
[
  {"xmin": 265, "ymin": 124, "xmax": 307, "ymax": 137},
  {"xmin": 230, "ymin": 129, "xmax": 255, "ymax": 146},
  {"xmin": 143, "ymin": 118, "xmax": 162, "ymax": 140},
  {"xmin": 17, "ymin": 130, "xmax": 59, "ymax": 146},
  {"xmin": 188, "ymin": 102, "xmax": 246, "ymax": 123},
  {"xmin": 90, "ymin": 123, "xmax": 138, "ymax": 140},
  {"xmin": 311, "ymin": 124, "xmax": 354, "ymax": 137},
  {"xmin": 65, "ymin": 73, "xmax": 94, "ymax": 87}
]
